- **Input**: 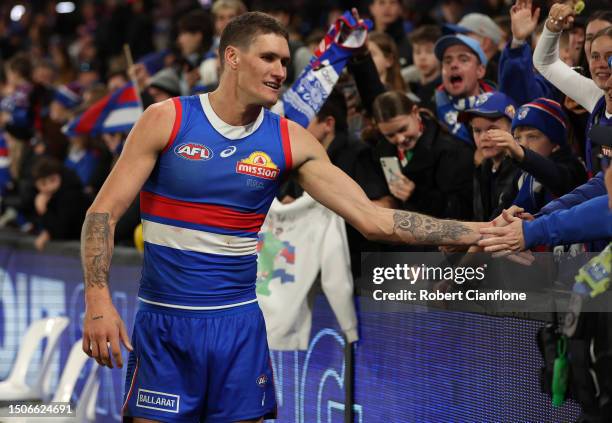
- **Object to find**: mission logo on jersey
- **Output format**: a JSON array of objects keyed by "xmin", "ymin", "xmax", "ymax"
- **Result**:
[
  {"xmin": 236, "ymin": 151, "xmax": 279, "ymax": 180},
  {"xmin": 174, "ymin": 143, "xmax": 213, "ymax": 161}
]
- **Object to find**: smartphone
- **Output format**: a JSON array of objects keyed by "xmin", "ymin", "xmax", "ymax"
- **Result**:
[{"xmin": 379, "ymin": 156, "xmax": 402, "ymax": 187}]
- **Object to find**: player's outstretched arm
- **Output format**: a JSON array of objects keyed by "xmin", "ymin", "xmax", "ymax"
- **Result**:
[
  {"xmin": 81, "ymin": 99, "xmax": 175, "ymax": 368},
  {"xmin": 288, "ymin": 120, "xmax": 486, "ymax": 246}
]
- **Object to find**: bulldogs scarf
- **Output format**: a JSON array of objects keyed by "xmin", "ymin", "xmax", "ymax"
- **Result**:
[{"xmin": 282, "ymin": 12, "xmax": 372, "ymax": 128}]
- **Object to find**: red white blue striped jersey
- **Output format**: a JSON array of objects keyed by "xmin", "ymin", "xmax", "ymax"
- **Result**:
[{"xmin": 139, "ymin": 94, "xmax": 293, "ymax": 309}]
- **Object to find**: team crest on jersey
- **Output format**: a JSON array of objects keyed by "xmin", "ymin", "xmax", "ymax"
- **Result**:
[
  {"xmin": 174, "ymin": 143, "xmax": 213, "ymax": 161},
  {"xmin": 236, "ymin": 151, "xmax": 279, "ymax": 180}
]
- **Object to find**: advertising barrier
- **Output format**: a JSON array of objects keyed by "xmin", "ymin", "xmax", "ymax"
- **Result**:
[{"xmin": 0, "ymin": 232, "xmax": 584, "ymax": 422}]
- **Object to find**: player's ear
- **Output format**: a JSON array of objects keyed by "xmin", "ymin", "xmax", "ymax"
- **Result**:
[{"xmin": 225, "ymin": 46, "xmax": 240, "ymax": 70}]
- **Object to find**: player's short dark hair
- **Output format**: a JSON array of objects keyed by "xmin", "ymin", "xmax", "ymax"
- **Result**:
[
  {"xmin": 372, "ymin": 90, "xmax": 417, "ymax": 123},
  {"xmin": 218, "ymin": 11, "xmax": 289, "ymax": 68},
  {"xmin": 32, "ymin": 156, "xmax": 63, "ymax": 181},
  {"xmin": 408, "ymin": 25, "xmax": 442, "ymax": 46},
  {"xmin": 316, "ymin": 89, "xmax": 348, "ymax": 132}
]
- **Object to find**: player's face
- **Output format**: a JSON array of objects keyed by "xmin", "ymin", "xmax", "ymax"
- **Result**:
[
  {"xmin": 471, "ymin": 116, "xmax": 510, "ymax": 160},
  {"xmin": 589, "ymin": 35, "xmax": 612, "ymax": 89},
  {"xmin": 377, "ymin": 108, "xmax": 422, "ymax": 152},
  {"xmin": 236, "ymin": 33, "xmax": 290, "ymax": 108},
  {"xmin": 441, "ymin": 45, "xmax": 485, "ymax": 98}
]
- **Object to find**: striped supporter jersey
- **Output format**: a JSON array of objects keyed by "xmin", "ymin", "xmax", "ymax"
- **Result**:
[{"xmin": 139, "ymin": 93, "xmax": 292, "ymax": 309}]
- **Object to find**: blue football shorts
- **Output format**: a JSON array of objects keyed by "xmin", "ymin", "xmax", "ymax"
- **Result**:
[{"xmin": 122, "ymin": 300, "xmax": 277, "ymax": 422}]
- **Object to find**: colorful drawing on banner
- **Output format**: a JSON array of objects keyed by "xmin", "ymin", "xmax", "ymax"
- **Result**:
[{"xmin": 256, "ymin": 231, "xmax": 295, "ymax": 295}]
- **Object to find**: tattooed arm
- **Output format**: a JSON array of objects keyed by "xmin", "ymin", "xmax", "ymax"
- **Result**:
[
  {"xmin": 81, "ymin": 100, "xmax": 175, "ymax": 368},
  {"xmin": 288, "ymin": 120, "xmax": 486, "ymax": 245},
  {"xmin": 385, "ymin": 209, "xmax": 483, "ymax": 245}
]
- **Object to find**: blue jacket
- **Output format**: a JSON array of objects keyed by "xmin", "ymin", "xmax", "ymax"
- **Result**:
[
  {"xmin": 523, "ymin": 195, "xmax": 612, "ymax": 248},
  {"xmin": 538, "ymin": 172, "xmax": 605, "ymax": 215},
  {"xmin": 498, "ymin": 41, "xmax": 562, "ymax": 106}
]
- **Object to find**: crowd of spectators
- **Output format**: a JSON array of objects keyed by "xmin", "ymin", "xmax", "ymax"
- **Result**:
[{"xmin": 0, "ymin": 0, "xmax": 609, "ymax": 259}]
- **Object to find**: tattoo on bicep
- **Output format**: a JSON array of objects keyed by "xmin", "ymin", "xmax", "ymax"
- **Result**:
[
  {"xmin": 92, "ymin": 315, "xmax": 103, "ymax": 320},
  {"xmin": 81, "ymin": 213, "xmax": 111, "ymax": 289},
  {"xmin": 392, "ymin": 211, "xmax": 472, "ymax": 244}
]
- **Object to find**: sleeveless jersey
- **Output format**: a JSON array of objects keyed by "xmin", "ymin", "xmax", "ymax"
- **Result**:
[{"xmin": 138, "ymin": 94, "xmax": 292, "ymax": 308}]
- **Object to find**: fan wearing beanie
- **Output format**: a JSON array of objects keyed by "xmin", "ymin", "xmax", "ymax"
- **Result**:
[{"xmin": 487, "ymin": 98, "xmax": 588, "ymax": 214}]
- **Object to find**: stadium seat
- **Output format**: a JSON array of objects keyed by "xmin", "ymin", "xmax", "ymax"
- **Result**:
[
  {"xmin": 0, "ymin": 316, "xmax": 70, "ymax": 402},
  {"xmin": 0, "ymin": 338, "xmax": 100, "ymax": 423}
]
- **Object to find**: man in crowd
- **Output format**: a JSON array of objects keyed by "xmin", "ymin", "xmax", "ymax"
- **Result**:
[
  {"xmin": 434, "ymin": 33, "xmax": 495, "ymax": 146},
  {"xmin": 445, "ymin": 13, "xmax": 504, "ymax": 81}
]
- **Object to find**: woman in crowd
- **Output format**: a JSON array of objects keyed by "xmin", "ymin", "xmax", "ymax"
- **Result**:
[
  {"xmin": 534, "ymin": 4, "xmax": 612, "ymax": 174},
  {"xmin": 371, "ymin": 90, "xmax": 474, "ymax": 220},
  {"xmin": 368, "ymin": 31, "xmax": 407, "ymax": 93}
]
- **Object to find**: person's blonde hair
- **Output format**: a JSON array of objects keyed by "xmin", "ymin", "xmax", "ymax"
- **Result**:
[{"xmin": 212, "ymin": 0, "xmax": 247, "ymax": 17}]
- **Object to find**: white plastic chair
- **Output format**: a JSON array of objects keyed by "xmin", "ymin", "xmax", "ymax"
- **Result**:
[
  {"xmin": 0, "ymin": 316, "xmax": 70, "ymax": 401},
  {"xmin": 0, "ymin": 339, "xmax": 100, "ymax": 423}
]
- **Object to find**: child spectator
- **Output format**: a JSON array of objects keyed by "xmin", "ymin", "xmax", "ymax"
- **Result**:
[
  {"xmin": 459, "ymin": 91, "xmax": 521, "ymax": 220},
  {"xmin": 31, "ymin": 157, "xmax": 89, "ymax": 250},
  {"xmin": 407, "ymin": 25, "xmax": 442, "ymax": 112},
  {"xmin": 486, "ymin": 98, "xmax": 588, "ymax": 214}
]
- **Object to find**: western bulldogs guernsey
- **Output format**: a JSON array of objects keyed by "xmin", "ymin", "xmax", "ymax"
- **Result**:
[{"xmin": 138, "ymin": 93, "xmax": 292, "ymax": 309}]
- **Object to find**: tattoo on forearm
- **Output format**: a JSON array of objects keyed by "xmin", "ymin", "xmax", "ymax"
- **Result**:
[
  {"xmin": 392, "ymin": 211, "xmax": 474, "ymax": 244},
  {"xmin": 92, "ymin": 315, "xmax": 103, "ymax": 320},
  {"xmin": 81, "ymin": 213, "xmax": 112, "ymax": 289}
]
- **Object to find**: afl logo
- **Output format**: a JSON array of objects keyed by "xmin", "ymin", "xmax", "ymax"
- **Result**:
[
  {"xmin": 220, "ymin": 146, "xmax": 237, "ymax": 158},
  {"xmin": 174, "ymin": 143, "xmax": 213, "ymax": 161},
  {"xmin": 256, "ymin": 374, "xmax": 268, "ymax": 387}
]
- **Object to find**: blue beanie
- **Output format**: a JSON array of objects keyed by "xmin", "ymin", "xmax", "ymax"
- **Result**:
[{"xmin": 511, "ymin": 98, "xmax": 568, "ymax": 145}]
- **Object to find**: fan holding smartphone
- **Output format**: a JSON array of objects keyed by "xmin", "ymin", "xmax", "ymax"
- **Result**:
[{"xmin": 372, "ymin": 91, "xmax": 474, "ymax": 220}]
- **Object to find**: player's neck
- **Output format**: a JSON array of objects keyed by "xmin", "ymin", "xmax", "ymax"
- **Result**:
[{"xmin": 208, "ymin": 87, "xmax": 262, "ymax": 126}]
